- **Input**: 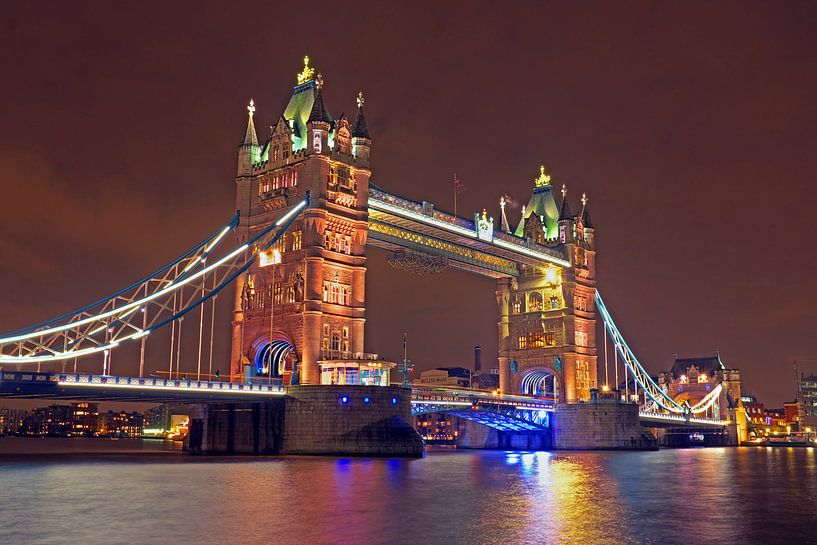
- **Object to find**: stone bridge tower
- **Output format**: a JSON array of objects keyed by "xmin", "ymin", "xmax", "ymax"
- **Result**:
[
  {"xmin": 230, "ymin": 57, "xmax": 371, "ymax": 384},
  {"xmin": 498, "ymin": 168, "xmax": 598, "ymax": 403}
]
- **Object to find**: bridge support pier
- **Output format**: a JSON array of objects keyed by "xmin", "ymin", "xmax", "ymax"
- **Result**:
[
  {"xmin": 551, "ymin": 402, "xmax": 658, "ymax": 450},
  {"xmin": 187, "ymin": 385, "xmax": 423, "ymax": 457}
]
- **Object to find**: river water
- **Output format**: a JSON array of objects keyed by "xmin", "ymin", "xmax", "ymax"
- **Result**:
[{"xmin": 0, "ymin": 439, "xmax": 815, "ymax": 545}]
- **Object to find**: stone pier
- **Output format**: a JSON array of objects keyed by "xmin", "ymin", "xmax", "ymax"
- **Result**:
[
  {"xmin": 551, "ymin": 402, "xmax": 658, "ymax": 450},
  {"xmin": 187, "ymin": 385, "xmax": 423, "ymax": 457}
]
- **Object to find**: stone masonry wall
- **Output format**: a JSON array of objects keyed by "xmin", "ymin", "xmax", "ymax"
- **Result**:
[
  {"xmin": 552, "ymin": 403, "xmax": 657, "ymax": 450},
  {"xmin": 281, "ymin": 385, "xmax": 423, "ymax": 456}
]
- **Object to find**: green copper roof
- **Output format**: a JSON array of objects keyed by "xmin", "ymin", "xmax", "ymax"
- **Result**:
[
  {"xmin": 514, "ymin": 185, "xmax": 560, "ymax": 240},
  {"xmin": 283, "ymin": 80, "xmax": 333, "ymax": 151}
]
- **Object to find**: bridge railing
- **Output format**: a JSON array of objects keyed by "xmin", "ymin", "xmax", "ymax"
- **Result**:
[
  {"xmin": 638, "ymin": 410, "xmax": 727, "ymax": 426},
  {"xmin": 1, "ymin": 371, "xmax": 285, "ymax": 394}
]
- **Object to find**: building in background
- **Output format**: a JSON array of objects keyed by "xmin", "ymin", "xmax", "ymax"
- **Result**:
[
  {"xmin": 414, "ymin": 367, "xmax": 472, "ymax": 388},
  {"xmin": 414, "ymin": 413, "xmax": 462, "ymax": 444},
  {"xmin": 70, "ymin": 402, "xmax": 99, "ymax": 437},
  {"xmin": 0, "ymin": 407, "xmax": 27, "ymax": 435},
  {"xmin": 742, "ymin": 395, "xmax": 765, "ymax": 427},
  {"xmin": 99, "ymin": 411, "xmax": 144, "ymax": 437},
  {"xmin": 799, "ymin": 373, "xmax": 817, "ymax": 426},
  {"xmin": 21, "ymin": 405, "xmax": 72, "ymax": 436}
]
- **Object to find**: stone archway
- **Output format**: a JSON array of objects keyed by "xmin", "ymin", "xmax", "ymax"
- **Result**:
[
  {"xmin": 249, "ymin": 333, "xmax": 298, "ymax": 382},
  {"xmin": 516, "ymin": 366, "xmax": 562, "ymax": 402}
]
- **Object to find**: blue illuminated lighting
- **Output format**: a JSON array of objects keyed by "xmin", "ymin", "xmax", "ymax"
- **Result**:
[
  {"xmin": 391, "ymin": 397, "xmax": 398, "ymax": 405},
  {"xmin": 364, "ymin": 396, "xmax": 371, "ymax": 404},
  {"xmin": 339, "ymin": 395, "xmax": 350, "ymax": 405}
]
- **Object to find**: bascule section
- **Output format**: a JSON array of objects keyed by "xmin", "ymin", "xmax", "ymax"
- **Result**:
[
  {"xmin": 231, "ymin": 57, "xmax": 373, "ymax": 387},
  {"xmin": 368, "ymin": 166, "xmax": 598, "ymax": 404}
]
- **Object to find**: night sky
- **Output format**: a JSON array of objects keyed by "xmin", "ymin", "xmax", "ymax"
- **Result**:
[{"xmin": 2, "ymin": 2, "xmax": 816, "ymax": 405}]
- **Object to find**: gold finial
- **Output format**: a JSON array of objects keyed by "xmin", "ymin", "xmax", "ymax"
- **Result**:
[
  {"xmin": 316, "ymin": 73, "xmax": 324, "ymax": 89},
  {"xmin": 247, "ymin": 98, "xmax": 256, "ymax": 117},
  {"xmin": 561, "ymin": 183, "xmax": 567, "ymax": 198},
  {"xmin": 481, "ymin": 208, "xmax": 488, "ymax": 221},
  {"xmin": 357, "ymin": 91, "xmax": 365, "ymax": 108},
  {"xmin": 534, "ymin": 164, "xmax": 551, "ymax": 187},
  {"xmin": 581, "ymin": 192, "xmax": 588, "ymax": 207},
  {"xmin": 296, "ymin": 55, "xmax": 316, "ymax": 84}
]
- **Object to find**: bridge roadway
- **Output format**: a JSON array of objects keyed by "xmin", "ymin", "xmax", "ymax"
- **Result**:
[{"xmin": 0, "ymin": 372, "xmax": 728, "ymax": 430}]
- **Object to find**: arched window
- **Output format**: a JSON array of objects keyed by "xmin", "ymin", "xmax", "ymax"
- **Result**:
[{"xmin": 528, "ymin": 292, "xmax": 544, "ymax": 312}]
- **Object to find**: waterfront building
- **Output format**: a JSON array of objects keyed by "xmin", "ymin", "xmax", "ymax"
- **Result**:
[
  {"xmin": 413, "ymin": 413, "xmax": 462, "ymax": 444},
  {"xmin": 741, "ymin": 395, "xmax": 766, "ymax": 426},
  {"xmin": 0, "ymin": 407, "xmax": 27, "ymax": 435},
  {"xmin": 799, "ymin": 373, "xmax": 817, "ymax": 425},
  {"xmin": 70, "ymin": 402, "xmax": 99, "ymax": 437},
  {"xmin": 784, "ymin": 401, "xmax": 800, "ymax": 428},
  {"xmin": 21, "ymin": 405, "xmax": 72, "ymax": 436},
  {"xmin": 99, "ymin": 411, "xmax": 144, "ymax": 437}
]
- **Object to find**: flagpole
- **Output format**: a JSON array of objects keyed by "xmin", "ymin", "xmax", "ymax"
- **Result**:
[{"xmin": 453, "ymin": 173, "xmax": 457, "ymax": 217}]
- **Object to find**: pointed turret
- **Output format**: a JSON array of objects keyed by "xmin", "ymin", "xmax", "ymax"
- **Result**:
[
  {"xmin": 557, "ymin": 184, "xmax": 574, "ymax": 244},
  {"xmin": 581, "ymin": 198, "xmax": 593, "ymax": 229},
  {"xmin": 237, "ymin": 99, "xmax": 260, "ymax": 175},
  {"xmin": 242, "ymin": 99, "xmax": 259, "ymax": 147},
  {"xmin": 579, "ymin": 192, "xmax": 595, "ymax": 248},
  {"xmin": 352, "ymin": 92, "xmax": 370, "ymax": 139},
  {"xmin": 307, "ymin": 78, "xmax": 331, "ymax": 124},
  {"xmin": 306, "ymin": 74, "xmax": 331, "ymax": 154},
  {"xmin": 558, "ymin": 184, "xmax": 573, "ymax": 221},
  {"xmin": 352, "ymin": 91, "xmax": 371, "ymax": 163}
]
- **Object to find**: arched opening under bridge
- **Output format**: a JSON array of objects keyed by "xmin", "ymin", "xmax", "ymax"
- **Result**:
[
  {"xmin": 519, "ymin": 368, "xmax": 560, "ymax": 402},
  {"xmin": 250, "ymin": 336, "xmax": 296, "ymax": 379}
]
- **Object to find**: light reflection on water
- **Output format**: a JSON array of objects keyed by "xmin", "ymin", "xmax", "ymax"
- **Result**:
[{"xmin": 0, "ymin": 439, "xmax": 815, "ymax": 545}]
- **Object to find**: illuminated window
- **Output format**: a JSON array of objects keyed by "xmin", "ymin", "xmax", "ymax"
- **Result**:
[
  {"xmin": 528, "ymin": 331, "xmax": 545, "ymax": 348},
  {"xmin": 344, "ymin": 235, "xmax": 352, "ymax": 254},
  {"xmin": 259, "ymin": 176, "xmax": 270, "ymax": 195},
  {"xmin": 545, "ymin": 332, "xmax": 556, "ymax": 346},
  {"xmin": 292, "ymin": 170, "xmax": 297, "ymax": 186},
  {"xmin": 292, "ymin": 231, "xmax": 302, "ymax": 251},
  {"xmin": 550, "ymin": 297, "xmax": 560, "ymax": 310},
  {"xmin": 512, "ymin": 298, "xmax": 521, "ymax": 314},
  {"xmin": 324, "ymin": 230, "xmax": 332, "ymax": 248},
  {"xmin": 331, "ymin": 331, "xmax": 341, "ymax": 351},
  {"xmin": 528, "ymin": 292, "xmax": 543, "ymax": 312}
]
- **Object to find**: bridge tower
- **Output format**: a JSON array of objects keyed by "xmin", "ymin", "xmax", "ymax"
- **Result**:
[
  {"xmin": 498, "ymin": 169, "xmax": 598, "ymax": 402},
  {"xmin": 230, "ymin": 57, "xmax": 371, "ymax": 384}
]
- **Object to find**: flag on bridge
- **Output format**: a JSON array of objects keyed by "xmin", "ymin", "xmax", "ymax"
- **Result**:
[
  {"xmin": 453, "ymin": 173, "xmax": 466, "ymax": 216},
  {"xmin": 454, "ymin": 173, "xmax": 466, "ymax": 194}
]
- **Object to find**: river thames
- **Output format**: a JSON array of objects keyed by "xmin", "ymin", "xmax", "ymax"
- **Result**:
[{"xmin": 0, "ymin": 439, "xmax": 815, "ymax": 545}]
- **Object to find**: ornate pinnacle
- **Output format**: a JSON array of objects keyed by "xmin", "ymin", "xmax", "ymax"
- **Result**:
[
  {"xmin": 561, "ymin": 184, "xmax": 567, "ymax": 198},
  {"xmin": 357, "ymin": 91, "xmax": 365, "ymax": 108},
  {"xmin": 247, "ymin": 98, "xmax": 256, "ymax": 117},
  {"xmin": 534, "ymin": 164, "xmax": 551, "ymax": 187},
  {"xmin": 581, "ymin": 192, "xmax": 588, "ymax": 207},
  {"xmin": 296, "ymin": 55, "xmax": 316, "ymax": 84},
  {"xmin": 316, "ymin": 73, "xmax": 324, "ymax": 89}
]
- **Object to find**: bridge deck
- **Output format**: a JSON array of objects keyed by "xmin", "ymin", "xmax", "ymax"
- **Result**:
[{"xmin": 0, "ymin": 371, "xmax": 284, "ymax": 403}]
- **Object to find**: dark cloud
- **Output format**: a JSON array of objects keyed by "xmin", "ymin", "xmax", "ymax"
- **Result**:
[{"xmin": 1, "ymin": 1, "xmax": 816, "ymax": 404}]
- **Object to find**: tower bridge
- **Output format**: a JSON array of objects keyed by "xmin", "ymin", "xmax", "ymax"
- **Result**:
[{"xmin": 0, "ymin": 57, "xmax": 745, "ymax": 454}]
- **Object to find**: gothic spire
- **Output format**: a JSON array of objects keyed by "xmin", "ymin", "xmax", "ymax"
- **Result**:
[
  {"xmin": 307, "ymin": 75, "xmax": 331, "ymax": 124},
  {"xmin": 242, "ymin": 98, "xmax": 258, "ymax": 147},
  {"xmin": 352, "ymin": 91, "xmax": 370, "ymax": 139},
  {"xmin": 559, "ymin": 184, "xmax": 573, "ymax": 221},
  {"xmin": 580, "ymin": 193, "xmax": 593, "ymax": 228}
]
